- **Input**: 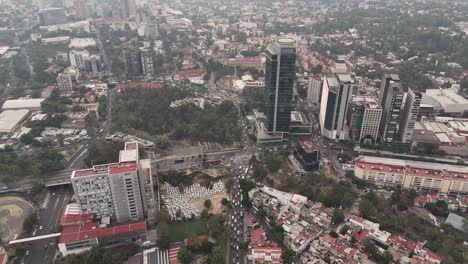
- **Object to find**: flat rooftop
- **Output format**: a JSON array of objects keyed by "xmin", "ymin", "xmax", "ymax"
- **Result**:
[
  {"xmin": 72, "ymin": 162, "xmax": 138, "ymax": 179},
  {"xmin": 297, "ymin": 140, "xmax": 318, "ymax": 153},
  {"xmin": 59, "ymin": 220, "xmax": 146, "ymax": 244},
  {"xmin": 356, "ymin": 156, "xmax": 468, "ymax": 181}
]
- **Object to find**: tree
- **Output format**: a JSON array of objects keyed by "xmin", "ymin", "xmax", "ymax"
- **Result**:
[
  {"xmin": 221, "ymin": 198, "xmax": 229, "ymax": 206},
  {"xmin": 332, "ymin": 210, "xmax": 345, "ymax": 225},
  {"xmin": 340, "ymin": 224, "xmax": 350, "ymax": 235},
  {"xmin": 204, "ymin": 199, "xmax": 212, "ymax": 210},
  {"xmin": 359, "ymin": 198, "xmax": 378, "ymax": 220},
  {"xmin": 31, "ymin": 183, "xmax": 46, "ymax": 195},
  {"xmin": 281, "ymin": 248, "xmax": 295, "ymax": 264},
  {"xmin": 177, "ymin": 246, "xmax": 193, "ymax": 264},
  {"xmin": 208, "ymin": 217, "xmax": 224, "ymax": 238},
  {"xmin": 272, "ymin": 224, "xmax": 285, "ymax": 241},
  {"xmin": 23, "ymin": 212, "xmax": 37, "ymax": 234},
  {"xmin": 156, "ymin": 221, "xmax": 170, "ymax": 249},
  {"xmin": 264, "ymin": 154, "xmax": 282, "ymax": 172},
  {"xmin": 311, "ymin": 64, "xmax": 323, "ymax": 74},
  {"xmin": 363, "ymin": 238, "xmax": 378, "ymax": 259}
]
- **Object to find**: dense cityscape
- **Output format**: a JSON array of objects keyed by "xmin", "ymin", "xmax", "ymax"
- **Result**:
[{"xmin": 0, "ymin": 0, "xmax": 468, "ymax": 263}]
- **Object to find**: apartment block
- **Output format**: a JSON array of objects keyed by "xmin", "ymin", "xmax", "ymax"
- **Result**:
[
  {"xmin": 71, "ymin": 142, "xmax": 155, "ymax": 223},
  {"xmin": 355, "ymin": 156, "xmax": 468, "ymax": 194}
]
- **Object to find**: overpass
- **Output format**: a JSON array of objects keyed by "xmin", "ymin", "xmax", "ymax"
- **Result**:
[{"xmin": 0, "ymin": 149, "xmax": 242, "ymax": 193}]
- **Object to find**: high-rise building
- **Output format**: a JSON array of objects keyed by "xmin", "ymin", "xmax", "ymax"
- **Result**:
[
  {"xmin": 57, "ymin": 72, "xmax": 73, "ymax": 91},
  {"xmin": 359, "ymin": 100, "xmax": 382, "ymax": 143},
  {"xmin": 307, "ymin": 75, "xmax": 322, "ymax": 105},
  {"xmin": 140, "ymin": 49, "xmax": 154, "ymax": 77},
  {"xmin": 71, "ymin": 142, "xmax": 155, "ymax": 223},
  {"xmin": 120, "ymin": 0, "xmax": 136, "ymax": 17},
  {"xmin": 69, "ymin": 50, "xmax": 90, "ymax": 70},
  {"xmin": 319, "ymin": 73, "xmax": 353, "ymax": 140},
  {"xmin": 123, "ymin": 49, "xmax": 143, "ymax": 76},
  {"xmin": 399, "ymin": 88, "xmax": 422, "ymax": 143},
  {"xmin": 294, "ymin": 140, "xmax": 320, "ymax": 171},
  {"xmin": 73, "ymin": 0, "xmax": 89, "ymax": 19},
  {"xmin": 347, "ymin": 96, "xmax": 382, "ymax": 143},
  {"xmin": 39, "ymin": 8, "xmax": 67, "ymax": 25},
  {"xmin": 378, "ymin": 74, "xmax": 404, "ymax": 143},
  {"xmin": 263, "ymin": 38, "xmax": 296, "ymax": 135}
]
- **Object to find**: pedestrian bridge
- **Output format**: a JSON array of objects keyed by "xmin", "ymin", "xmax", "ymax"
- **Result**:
[{"xmin": 9, "ymin": 233, "xmax": 61, "ymax": 245}]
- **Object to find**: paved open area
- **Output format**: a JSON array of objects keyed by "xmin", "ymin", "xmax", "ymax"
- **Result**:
[{"xmin": 0, "ymin": 195, "xmax": 34, "ymax": 242}]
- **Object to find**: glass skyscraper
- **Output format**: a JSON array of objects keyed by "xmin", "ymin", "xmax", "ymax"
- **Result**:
[{"xmin": 264, "ymin": 38, "xmax": 297, "ymax": 134}]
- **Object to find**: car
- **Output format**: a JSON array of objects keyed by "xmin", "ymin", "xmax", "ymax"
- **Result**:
[
  {"xmin": 39, "ymin": 225, "xmax": 43, "ymax": 230},
  {"xmin": 25, "ymin": 251, "xmax": 29, "ymax": 256}
]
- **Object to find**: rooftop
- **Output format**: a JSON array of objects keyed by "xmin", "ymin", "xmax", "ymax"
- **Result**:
[
  {"xmin": 0, "ymin": 109, "xmax": 30, "ymax": 134},
  {"xmin": 59, "ymin": 220, "xmax": 146, "ymax": 244},
  {"xmin": 72, "ymin": 162, "xmax": 138, "ymax": 179},
  {"xmin": 2, "ymin": 98, "xmax": 45, "ymax": 109},
  {"xmin": 297, "ymin": 140, "xmax": 318, "ymax": 153},
  {"xmin": 356, "ymin": 156, "xmax": 468, "ymax": 181}
]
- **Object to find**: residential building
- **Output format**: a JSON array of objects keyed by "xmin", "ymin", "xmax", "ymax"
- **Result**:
[
  {"xmin": 140, "ymin": 49, "xmax": 154, "ymax": 76},
  {"xmin": 319, "ymin": 73, "xmax": 353, "ymax": 140},
  {"xmin": 307, "ymin": 75, "xmax": 322, "ymax": 105},
  {"xmin": 123, "ymin": 49, "xmax": 143, "ymax": 77},
  {"xmin": 261, "ymin": 38, "xmax": 296, "ymax": 141},
  {"xmin": 57, "ymin": 72, "xmax": 73, "ymax": 91},
  {"xmin": 293, "ymin": 140, "xmax": 320, "ymax": 171},
  {"xmin": 247, "ymin": 228, "xmax": 283, "ymax": 263},
  {"xmin": 378, "ymin": 74, "xmax": 404, "ymax": 143},
  {"xmin": 359, "ymin": 100, "xmax": 382, "ymax": 143},
  {"xmin": 120, "ymin": 0, "xmax": 136, "ymax": 17},
  {"xmin": 71, "ymin": 142, "xmax": 155, "ymax": 223},
  {"xmin": 39, "ymin": 8, "xmax": 67, "ymax": 25},
  {"xmin": 69, "ymin": 50, "xmax": 90, "ymax": 70},
  {"xmin": 399, "ymin": 88, "xmax": 422, "ymax": 143},
  {"xmin": 354, "ymin": 156, "xmax": 468, "ymax": 194}
]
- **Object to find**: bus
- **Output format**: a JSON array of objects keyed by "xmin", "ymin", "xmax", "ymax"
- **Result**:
[{"xmin": 174, "ymin": 159, "xmax": 185, "ymax": 164}]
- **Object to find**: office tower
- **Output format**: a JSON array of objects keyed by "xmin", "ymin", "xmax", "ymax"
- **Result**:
[
  {"xmin": 123, "ymin": 49, "xmax": 143, "ymax": 76},
  {"xmin": 39, "ymin": 8, "xmax": 67, "ymax": 25},
  {"xmin": 263, "ymin": 38, "xmax": 296, "ymax": 135},
  {"xmin": 399, "ymin": 88, "xmax": 422, "ymax": 143},
  {"xmin": 71, "ymin": 142, "xmax": 155, "ymax": 223},
  {"xmin": 307, "ymin": 75, "xmax": 322, "ymax": 105},
  {"xmin": 120, "ymin": 0, "xmax": 136, "ymax": 17},
  {"xmin": 294, "ymin": 140, "xmax": 320, "ymax": 171},
  {"xmin": 140, "ymin": 49, "xmax": 154, "ymax": 76},
  {"xmin": 57, "ymin": 73, "xmax": 73, "ymax": 91},
  {"xmin": 359, "ymin": 100, "xmax": 382, "ymax": 143},
  {"xmin": 319, "ymin": 73, "xmax": 353, "ymax": 140},
  {"xmin": 73, "ymin": 0, "xmax": 89, "ymax": 19},
  {"xmin": 378, "ymin": 74, "xmax": 404, "ymax": 143}
]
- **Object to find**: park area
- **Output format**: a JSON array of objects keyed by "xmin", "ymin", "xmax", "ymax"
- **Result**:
[{"xmin": 168, "ymin": 218, "xmax": 208, "ymax": 242}]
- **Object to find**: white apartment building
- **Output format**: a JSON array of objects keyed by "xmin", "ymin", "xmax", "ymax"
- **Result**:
[
  {"xmin": 57, "ymin": 72, "xmax": 73, "ymax": 91},
  {"xmin": 399, "ymin": 88, "xmax": 422, "ymax": 143},
  {"xmin": 355, "ymin": 156, "xmax": 468, "ymax": 194},
  {"xmin": 359, "ymin": 101, "xmax": 382, "ymax": 143},
  {"xmin": 307, "ymin": 75, "xmax": 322, "ymax": 105},
  {"xmin": 71, "ymin": 142, "xmax": 155, "ymax": 223}
]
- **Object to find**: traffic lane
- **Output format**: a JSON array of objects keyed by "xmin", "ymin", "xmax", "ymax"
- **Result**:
[{"xmin": 27, "ymin": 187, "xmax": 70, "ymax": 264}]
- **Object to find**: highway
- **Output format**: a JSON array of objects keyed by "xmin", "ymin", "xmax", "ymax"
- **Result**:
[{"xmin": 21, "ymin": 186, "xmax": 71, "ymax": 264}]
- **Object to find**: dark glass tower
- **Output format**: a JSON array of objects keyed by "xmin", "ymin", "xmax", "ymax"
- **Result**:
[{"xmin": 264, "ymin": 38, "xmax": 296, "ymax": 134}]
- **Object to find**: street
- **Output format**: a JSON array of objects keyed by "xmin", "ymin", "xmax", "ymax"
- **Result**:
[{"xmin": 22, "ymin": 186, "xmax": 71, "ymax": 264}]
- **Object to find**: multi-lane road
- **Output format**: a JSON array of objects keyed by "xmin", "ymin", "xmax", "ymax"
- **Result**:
[{"xmin": 20, "ymin": 186, "xmax": 71, "ymax": 264}]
